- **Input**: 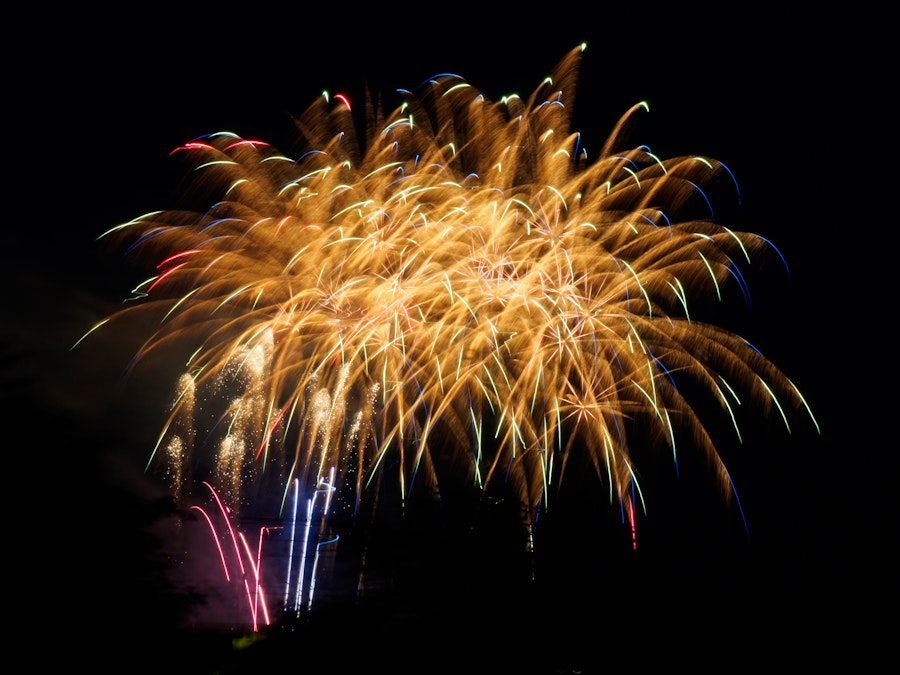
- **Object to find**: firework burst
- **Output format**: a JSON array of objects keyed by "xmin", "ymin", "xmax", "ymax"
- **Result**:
[{"xmin": 86, "ymin": 43, "xmax": 818, "ymax": 552}]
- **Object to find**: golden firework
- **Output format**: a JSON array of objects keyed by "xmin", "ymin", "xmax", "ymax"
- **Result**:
[{"xmin": 89, "ymin": 43, "xmax": 818, "ymax": 546}]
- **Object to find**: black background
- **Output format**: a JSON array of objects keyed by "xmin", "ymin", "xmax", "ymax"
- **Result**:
[{"xmin": 6, "ymin": 4, "xmax": 894, "ymax": 672}]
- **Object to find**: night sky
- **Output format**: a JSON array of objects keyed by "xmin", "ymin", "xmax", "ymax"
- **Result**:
[{"xmin": 8, "ymin": 5, "xmax": 893, "ymax": 672}]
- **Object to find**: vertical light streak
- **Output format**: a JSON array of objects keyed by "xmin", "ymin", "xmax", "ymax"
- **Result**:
[
  {"xmin": 308, "ymin": 534, "xmax": 340, "ymax": 611},
  {"xmin": 237, "ymin": 532, "xmax": 261, "ymax": 631},
  {"xmin": 283, "ymin": 478, "xmax": 300, "ymax": 608},
  {"xmin": 293, "ymin": 496, "xmax": 315, "ymax": 613}
]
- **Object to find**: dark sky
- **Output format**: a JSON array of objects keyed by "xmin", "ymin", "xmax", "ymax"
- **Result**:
[{"xmin": 7, "ymin": 5, "xmax": 894, "ymax": 671}]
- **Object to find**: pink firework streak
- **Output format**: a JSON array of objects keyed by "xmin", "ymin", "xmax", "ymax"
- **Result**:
[{"xmin": 191, "ymin": 481, "xmax": 277, "ymax": 631}]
